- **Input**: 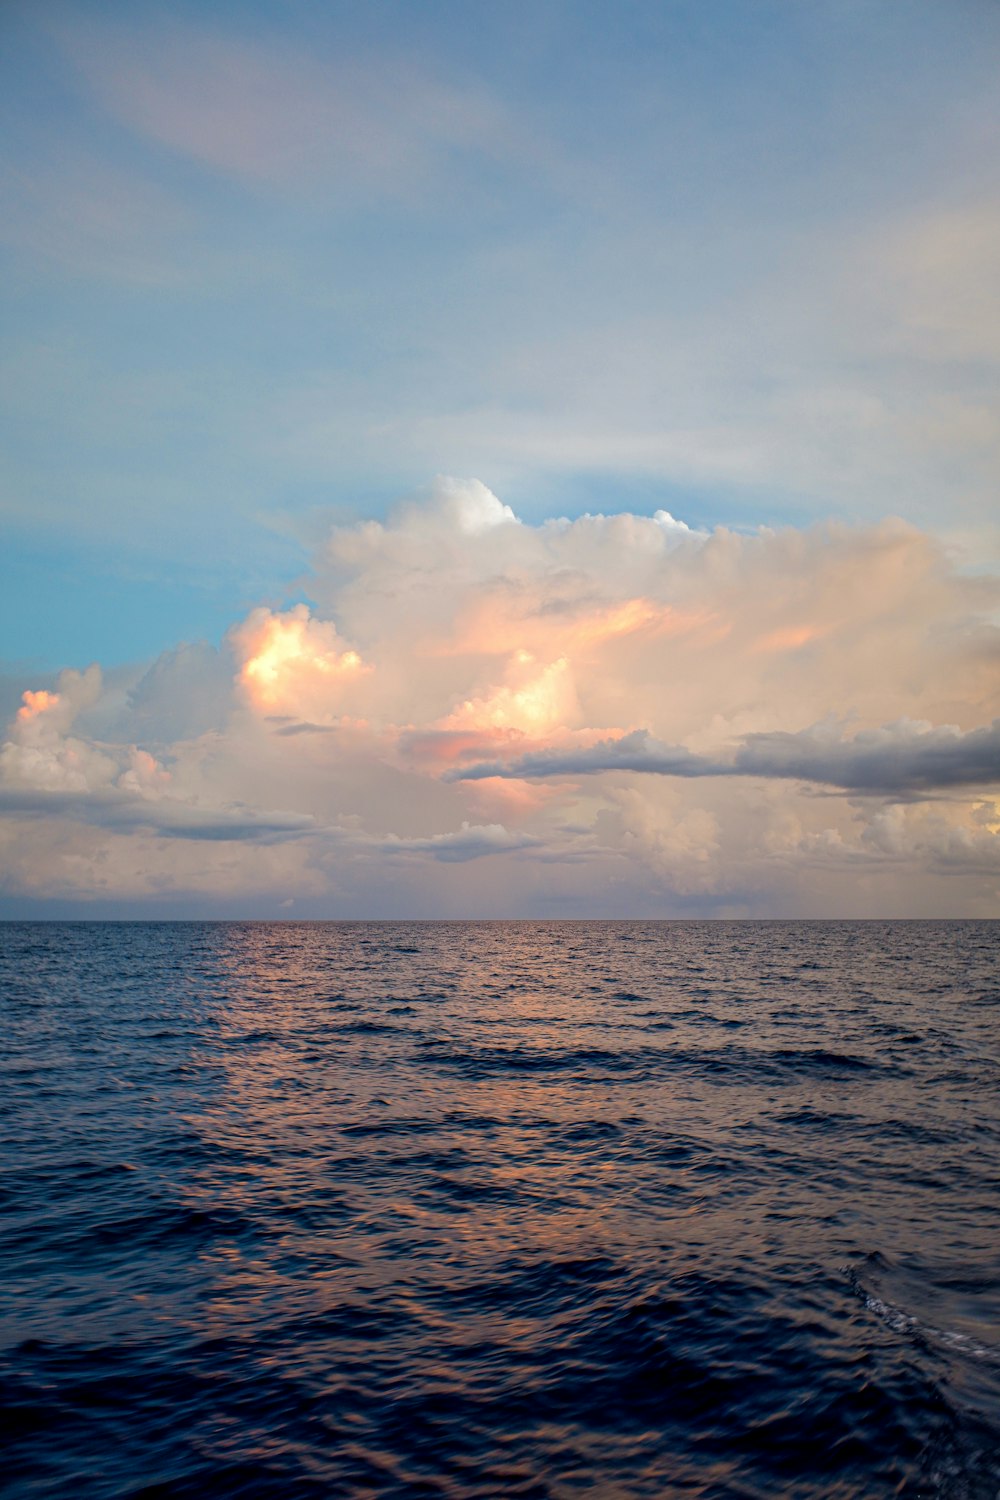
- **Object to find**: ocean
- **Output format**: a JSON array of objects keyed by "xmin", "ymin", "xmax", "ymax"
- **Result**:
[{"xmin": 1, "ymin": 920, "xmax": 998, "ymax": 1498}]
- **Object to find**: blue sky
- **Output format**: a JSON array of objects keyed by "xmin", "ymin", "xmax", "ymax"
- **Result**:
[{"xmin": 3, "ymin": 0, "xmax": 998, "ymax": 671}]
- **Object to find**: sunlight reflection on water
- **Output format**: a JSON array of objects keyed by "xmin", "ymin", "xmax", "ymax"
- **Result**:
[{"xmin": 1, "ymin": 920, "xmax": 999, "ymax": 1497}]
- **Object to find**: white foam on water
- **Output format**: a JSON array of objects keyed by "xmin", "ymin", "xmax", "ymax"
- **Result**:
[{"xmin": 864, "ymin": 1292, "xmax": 997, "ymax": 1364}]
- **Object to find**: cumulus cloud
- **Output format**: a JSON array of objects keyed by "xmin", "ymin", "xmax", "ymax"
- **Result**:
[
  {"xmin": 127, "ymin": 641, "xmax": 233, "ymax": 740},
  {"xmin": 2, "ymin": 479, "xmax": 999, "ymax": 914},
  {"xmin": 230, "ymin": 603, "xmax": 367, "ymax": 718},
  {"xmin": 0, "ymin": 662, "xmax": 315, "ymax": 847}
]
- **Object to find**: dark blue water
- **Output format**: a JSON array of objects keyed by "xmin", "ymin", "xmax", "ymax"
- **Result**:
[{"xmin": 1, "ymin": 921, "xmax": 999, "ymax": 1498}]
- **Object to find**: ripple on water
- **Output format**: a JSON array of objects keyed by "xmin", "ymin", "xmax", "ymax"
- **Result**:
[{"xmin": 0, "ymin": 918, "xmax": 998, "ymax": 1498}]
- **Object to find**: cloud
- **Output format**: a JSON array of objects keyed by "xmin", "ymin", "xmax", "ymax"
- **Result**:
[
  {"xmin": 5, "ymin": 0, "xmax": 999, "ymax": 645},
  {"xmin": 0, "ymin": 785, "xmax": 316, "ymax": 843},
  {"xmin": 50, "ymin": 16, "xmax": 516, "ymax": 195},
  {"xmin": 0, "ymin": 661, "xmax": 315, "ymax": 846},
  {"xmin": 230, "ymin": 604, "xmax": 367, "ymax": 718},
  {"xmin": 127, "ymin": 641, "xmax": 234, "ymax": 741},
  {"xmin": 859, "ymin": 802, "xmax": 1000, "ymax": 875},
  {"xmin": 733, "ymin": 719, "xmax": 1000, "ymax": 794},
  {"xmin": 450, "ymin": 719, "xmax": 1000, "ymax": 796},
  {"xmin": 2, "ymin": 481, "xmax": 999, "ymax": 913},
  {"xmin": 450, "ymin": 731, "xmax": 711, "ymax": 784},
  {"xmin": 272, "ymin": 721, "xmax": 338, "ymax": 737},
  {"xmin": 441, "ymin": 655, "xmax": 580, "ymax": 737},
  {"xmin": 375, "ymin": 821, "xmax": 539, "ymax": 863}
]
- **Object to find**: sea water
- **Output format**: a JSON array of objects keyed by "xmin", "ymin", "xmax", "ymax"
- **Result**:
[{"xmin": 1, "ymin": 920, "xmax": 998, "ymax": 1497}]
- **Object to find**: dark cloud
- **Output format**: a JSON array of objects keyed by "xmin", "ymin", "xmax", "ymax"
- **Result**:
[
  {"xmin": 733, "ymin": 720, "xmax": 1000, "ymax": 793},
  {"xmin": 449, "ymin": 731, "xmax": 711, "ymax": 783},
  {"xmin": 0, "ymin": 787, "xmax": 316, "ymax": 842},
  {"xmin": 273, "ymin": 721, "xmax": 337, "ymax": 736},
  {"xmin": 449, "ymin": 720, "xmax": 1000, "ymax": 795}
]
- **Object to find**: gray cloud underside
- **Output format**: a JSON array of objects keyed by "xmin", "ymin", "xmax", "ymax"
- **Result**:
[
  {"xmin": 0, "ymin": 787, "xmax": 317, "ymax": 842},
  {"xmin": 374, "ymin": 824, "xmax": 540, "ymax": 863},
  {"xmin": 449, "ymin": 720, "xmax": 1000, "ymax": 795},
  {"xmin": 0, "ymin": 785, "xmax": 538, "ymax": 864},
  {"xmin": 272, "ymin": 722, "xmax": 338, "ymax": 736}
]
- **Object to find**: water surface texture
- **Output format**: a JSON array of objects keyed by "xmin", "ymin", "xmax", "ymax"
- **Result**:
[{"xmin": 1, "ymin": 920, "xmax": 999, "ymax": 1498}]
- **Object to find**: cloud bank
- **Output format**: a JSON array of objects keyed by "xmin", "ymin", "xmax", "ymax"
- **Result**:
[
  {"xmin": 452, "ymin": 720, "xmax": 1000, "ymax": 794},
  {"xmin": 2, "ymin": 479, "xmax": 999, "ymax": 916}
]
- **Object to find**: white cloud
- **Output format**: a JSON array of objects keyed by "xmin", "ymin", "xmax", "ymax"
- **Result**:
[{"xmin": 2, "ymin": 482, "xmax": 999, "ymax": 913}]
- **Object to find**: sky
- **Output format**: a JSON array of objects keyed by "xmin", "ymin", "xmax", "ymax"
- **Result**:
[{"xmin": 1, "ymin": 0, "xmax": 999, "ymax": 917}]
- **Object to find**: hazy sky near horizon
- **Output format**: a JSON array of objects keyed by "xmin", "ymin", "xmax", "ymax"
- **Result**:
[{"xmin": 2, "ymin": 0, "xmax": 999, "ymax": 916}]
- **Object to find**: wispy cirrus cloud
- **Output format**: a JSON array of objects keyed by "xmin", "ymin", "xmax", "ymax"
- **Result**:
[{"xmin": 47, "ymin": 13, "xmax": 520, "ymax": 196}]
